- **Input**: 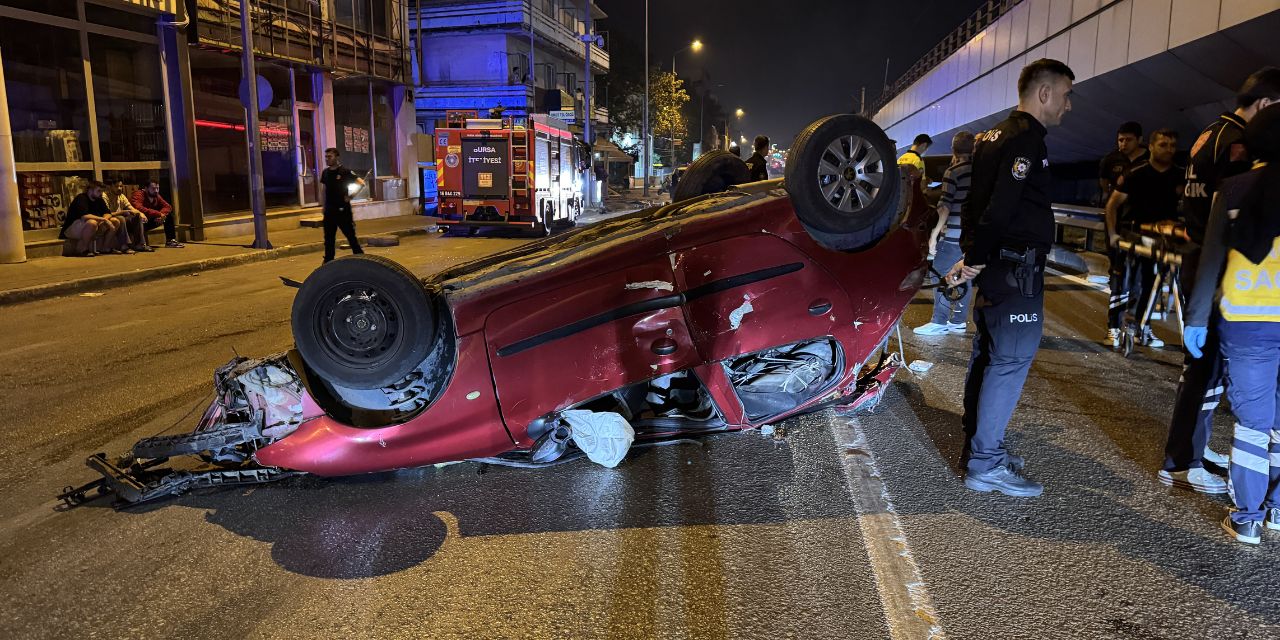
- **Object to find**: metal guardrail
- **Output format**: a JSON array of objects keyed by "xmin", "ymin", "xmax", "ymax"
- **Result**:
[
  {"xmin": 1052, "ymin": 203, "xmax": 1105, "ymax": 252},
  {"xmin": 872, "ymin": 0, "xmax": 1023, "ymax": 115}
]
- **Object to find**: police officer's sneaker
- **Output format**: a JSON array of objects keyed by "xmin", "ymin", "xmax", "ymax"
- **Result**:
[
  {"xmin": 1157, "ymin": 468, "xmax": 1228, "ymax": 494},
  {"xmin": 913, "ymin": 322, "xmax": 952, "ymax": 336},
  {"xmin": 1222, "ymin": 516, "xmax": 1262, "ymax": 545},
  {"xmin": 1106, "ymin": 328, "xmax": 1120, "ymax": 348},
  {"xmin": 1266, "ymin": 508, "xmax": 1280, "ymax": 531},
  {"xmin": 964, "ymin": 463, "xmax": 1043, "ymax": 497}
]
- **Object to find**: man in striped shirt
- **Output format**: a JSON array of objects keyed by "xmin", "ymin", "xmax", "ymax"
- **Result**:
[{"xmin": 914, "ymin": 131, "xmax": 976, "ymax": 336}]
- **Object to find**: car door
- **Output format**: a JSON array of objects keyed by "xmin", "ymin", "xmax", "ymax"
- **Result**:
[
  {"xmin": 485, "ymin": 258, "xmax": 702, "ymax": 435},
  {"xmin": 671, "ymin": 233, "xmax": 854, "ymax": 364}
]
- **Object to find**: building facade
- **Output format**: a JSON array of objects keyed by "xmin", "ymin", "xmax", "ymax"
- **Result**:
[
  {"xmin": 1, "ymin": 0, "xmax": 420, "ymax": 261},
  {"xmin": 411, "ymin": 0, "xmax": 608, "ymax": 136}
]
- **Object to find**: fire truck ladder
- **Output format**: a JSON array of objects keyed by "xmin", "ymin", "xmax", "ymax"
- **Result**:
[{"xmin": 511, "ymin": 131, "xmax": 530, "ymax": 206}]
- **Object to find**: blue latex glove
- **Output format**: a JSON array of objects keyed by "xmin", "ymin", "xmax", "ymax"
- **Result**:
[{"xmin": 1184, "ymin": 326, "xmax": 1207, "ymax": 359}]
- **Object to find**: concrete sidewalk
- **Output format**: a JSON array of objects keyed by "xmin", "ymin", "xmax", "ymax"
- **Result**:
[{"xmin": 0, "ymin": 215, "xmax": 438, "ymax": 306}]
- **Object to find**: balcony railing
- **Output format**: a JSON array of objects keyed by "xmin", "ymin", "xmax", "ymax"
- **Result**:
[
  {"xmin": 419, "ymin": 0, "xmax": 608, "ymax": 72},
  {"xmin": 872, "ymin": 0, "xmax": 1022, "ymax": 114},
  {"xmin": 194, "ymin": 0, "xmax": 411, "ymax": 83}
]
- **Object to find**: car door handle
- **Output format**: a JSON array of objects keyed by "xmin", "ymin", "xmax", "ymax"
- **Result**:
[
  {"xmin": 809, "ymin": 300, "xmax": 833, "ymax": 316},
  {"xmin": 651, "ymin": 338, "xmax": 678, "ymax": 355}
]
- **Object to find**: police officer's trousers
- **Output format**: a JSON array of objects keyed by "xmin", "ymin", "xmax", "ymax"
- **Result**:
[
  {"xmin": 962, "ymin": 260, "xmax": 1045, "ymax": 474},
  {"xmin": 1217, "ymin": 319, "xmax": 1280, "ymax": 524}
]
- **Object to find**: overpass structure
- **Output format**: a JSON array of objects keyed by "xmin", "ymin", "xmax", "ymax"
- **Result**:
[{"xmin": 872, "ymin": 0, "xmax": 1280, "ymax": 164}]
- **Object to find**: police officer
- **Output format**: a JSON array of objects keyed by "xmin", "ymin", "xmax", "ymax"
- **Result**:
[
  {"xmin": 1159, "ymin": 67, "xmax": 1280, "ymax": 493},
  {"xmin": 947, "ymin": 59, "xmax": 1075, "ymax": 497},
  {"xmin": 319, "ymin": 147, "xmax": 365, "ymax": 264}
]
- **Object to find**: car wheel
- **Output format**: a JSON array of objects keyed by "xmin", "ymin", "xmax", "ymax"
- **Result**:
[
  {"xmin": 672, "ymin": 150, "xmax": 751, "ymax": 202},
  {"xmin": 785, "ymin": 114, "xmax": 902, "ymax": 250},
  {"xmin": 291, "ymin": 254, "xmax": 437, "ymax": 390}
]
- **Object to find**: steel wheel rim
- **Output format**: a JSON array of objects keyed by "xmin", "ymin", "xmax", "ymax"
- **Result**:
[
  {"xmin": 816, "ymin": 134, "xmax": 884, "ymax": 214},
  {"xmin": 316, "ymin": 283, "xmax": 402, "ymax": 369}
]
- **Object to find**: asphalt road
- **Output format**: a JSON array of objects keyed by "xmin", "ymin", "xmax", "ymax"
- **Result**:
[{"xmin": 0, "ymin": 231, "xmax": 1276, "ymax": 639}]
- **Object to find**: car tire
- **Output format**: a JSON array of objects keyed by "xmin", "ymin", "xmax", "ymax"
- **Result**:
[
  {"xmin": 785, "ymin": 114, "xmax": 902, "ymax": 250},
  {"xmin": 291, "ymin": 254, "xmax": 437, "ymax": 390},
  {"xmin": 672, "ymin": 150, "xmax": 751, "ymax": 202}
]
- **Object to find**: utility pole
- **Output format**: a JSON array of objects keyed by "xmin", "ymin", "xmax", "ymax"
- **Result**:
[
  {"xmin": 641, "ymin": 0, "xmax": 649, "ymax": 196},
  {"xmin": 240, "ymin": 0, "xmax": 271, "ymax": 249},
  {"xmin": 581, "ymin": 1, "xmax": 594, "ymax": 209}
]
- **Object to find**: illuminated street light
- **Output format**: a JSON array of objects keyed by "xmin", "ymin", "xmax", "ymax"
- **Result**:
[{"xmin": 735, "ymin": 108, "xmax": 745, "ymax": 118}]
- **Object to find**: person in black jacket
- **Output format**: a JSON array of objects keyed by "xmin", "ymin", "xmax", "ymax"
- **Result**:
[
  {"xmin": 319, "ymin": 147, "xmax": 366, "ymax": 263},
  {"xmin": 1159, "ymin": 67, "xmax": 1280, "ymax": 495},
  {"xmin": 745, "ymin": 135, "xmax": 770, "ymax": 182},
  {"xmin": 946, "ymin": 58, "xmax": 1075, "ymax": 498}
]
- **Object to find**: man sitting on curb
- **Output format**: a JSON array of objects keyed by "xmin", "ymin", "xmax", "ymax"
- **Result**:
[
  {"xmin": 60, "ymin": 182, "xmax": 109, "ymax": 256},
  {"xmin": 131, "ymin": 180, "xmax": 183, "ymax": 248}
]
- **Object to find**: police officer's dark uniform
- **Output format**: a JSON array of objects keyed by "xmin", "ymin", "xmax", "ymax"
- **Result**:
[
  {"xmin": 958, "ymin": 110, "xmax": 1053, "ymax": 495},
  {"xmin": 320, "ymin": 163, "xmax": 365, "ymax": 263},
  {"xmin": 745, "ymin": 150, "xmax": 769, "ymax": 182},
  {"xmin": 1161, "ymin": 111, "xmax": 1250, "ymax": 474}
]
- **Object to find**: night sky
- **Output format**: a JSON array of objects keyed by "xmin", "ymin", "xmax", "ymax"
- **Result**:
[{"xmin": 597, "ymin": 0, "xmax": 990, "ymax": 148}]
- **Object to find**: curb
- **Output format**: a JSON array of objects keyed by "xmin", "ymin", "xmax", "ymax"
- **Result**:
[{"xmin": 0, "ymin": 226, "xmax": 432, "ymax": 307}]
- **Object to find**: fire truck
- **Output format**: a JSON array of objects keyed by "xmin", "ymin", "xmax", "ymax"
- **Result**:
[{"xmin": 434, "ymin": 110, "xmax": 584, "ymax": 235}]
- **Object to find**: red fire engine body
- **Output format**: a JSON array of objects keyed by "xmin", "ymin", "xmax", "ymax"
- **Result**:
[{"xmin": 435, "ymin": 110, "xmax": 583, "ymax": 235}]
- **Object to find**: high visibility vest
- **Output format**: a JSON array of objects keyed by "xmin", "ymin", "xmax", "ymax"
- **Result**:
[{"xmin": 1220, "ymin": 237, "xmax": 1280, "ymax": 322}]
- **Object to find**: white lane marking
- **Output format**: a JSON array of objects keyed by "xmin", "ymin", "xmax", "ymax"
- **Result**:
[
  {"xmin": 827, "ymin": 412, "xmax": 947, "ymax": 640},
  {"xmin": 1045, "ymin": 266, "xmax": 1109, "ymax": 293}
]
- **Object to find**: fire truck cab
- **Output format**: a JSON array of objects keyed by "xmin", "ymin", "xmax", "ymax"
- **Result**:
[{"xmin": 435, "ymin": 110, "xmax": 583, "ymax": 235}]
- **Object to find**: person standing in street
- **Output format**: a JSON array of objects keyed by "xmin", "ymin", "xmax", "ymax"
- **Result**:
[
  {"xmin": 1103, "ymin": 128, "xmax": 1183, "ymax": 351},
  {"xmin": 947, "ymin": 58, "xmax": 1075, "ymax": 497},
  {"xmin": 897, "ymin": 133, "xmax": 932, "ymax": 177},
  {"xmin": 745, "ymin": 135, "xmax": 770, "ymax": 182},
  {"xmin": 1180, "ymin": 104, "xmax": 1280, "ymax": 544},
  {"xmin": 1159, "ymin": 67, "xmax": 1280, "ymax": 494},
  {"xmin": 915, "ymin": 130, "xmax": 975, "ymax": 336},
  {"xmin": 319, "ymin": 147, "xmax": 365, "ymax": 263},
  {"xmin": 1098, "ymin": 121, "xmax": 1147, "ymax": 202},
  {"xmin": 1100, "ymin": 121, "xmax": 1149, "ymax": 345}
]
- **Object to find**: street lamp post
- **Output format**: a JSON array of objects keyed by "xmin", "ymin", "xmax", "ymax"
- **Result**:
[
  {"xmin": 642, "ymin": 0, "xmax": 649, "ymax": 196},
  {"xmin": 725, "ymin": 108, "xmax": 743, "ymax": 152},
  {"xmin": 240, "ymin": 0, "xmax": 271, "ymax": 249},
  {"xmin": 666, "ymin": 39, "xmax": 701, "ymax": 174}
]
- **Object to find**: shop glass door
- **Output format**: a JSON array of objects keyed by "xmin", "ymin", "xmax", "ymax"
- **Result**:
[{"xmin": 298, "ymin": 107, "xmax": 319, "ymax": 206}]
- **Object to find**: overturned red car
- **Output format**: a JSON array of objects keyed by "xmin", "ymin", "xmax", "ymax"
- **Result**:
[{"xmin": 64, "ymin": 114, "xmax": 935, "ymax": 507}]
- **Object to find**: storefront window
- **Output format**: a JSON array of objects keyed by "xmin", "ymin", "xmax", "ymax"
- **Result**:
[
  {"xmin": 333, "ymin": 78, "xmax": 373, "ymax": 195},
  {"xmin": 258, "ymin": 62, "xmax": 298, "ymax": 209},
  {"xmin": 1, "ymin": 18, "xmax": 91, "ymax": 164},
  {"xmin": 372, "ymin": 82, "xmax": 395, "ymax": 178},
  {"xmin": 90, "ymin": 34, "xmax": 168, "ymax": 163},
  {"xmin": 190, "ymin": 48, "xmax": 250, "ymax": 215},
  {"xmin": 15, "ymin": 171, "xmax": 93, "ymax": 232}
]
